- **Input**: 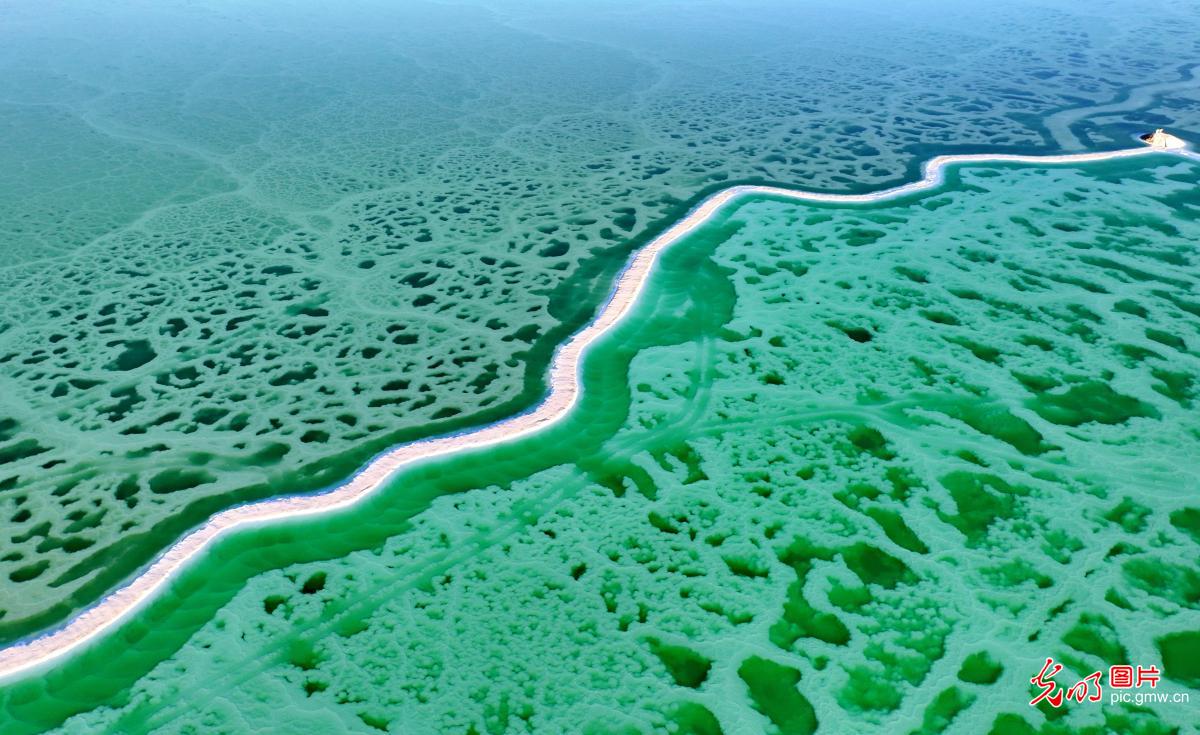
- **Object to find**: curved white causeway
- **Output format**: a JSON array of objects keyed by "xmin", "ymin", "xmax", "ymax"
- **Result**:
[{"xmin": 0, "ymin": 143, "xmax": 1187, "ymax": 682}]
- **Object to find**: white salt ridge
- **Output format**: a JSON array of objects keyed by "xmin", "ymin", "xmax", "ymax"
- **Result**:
[{"xmin": 0, "ymin": 142, "xmax": 1191, "ymax": 682}]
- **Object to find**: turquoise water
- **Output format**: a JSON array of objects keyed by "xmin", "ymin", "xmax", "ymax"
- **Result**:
[
  {"xmin": 3, "ymin": 0, "xmax": 1199, "ymax": 643},
  {"xmin": 2, "ymin": 1, "xmax": 1200, "ymax": 732},
  {"xmin": 7, "ymin": 156, "xmax": 1199, "ymax": 733}
]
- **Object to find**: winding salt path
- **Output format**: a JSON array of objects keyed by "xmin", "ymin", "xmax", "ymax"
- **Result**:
[
  {"xmin": 1044, "ymin": 64, "xmax": 1200, "ymax": 150},
  {"xmin": 0, "ymin": 143, "xmax": 1190, "ymax": 683}
]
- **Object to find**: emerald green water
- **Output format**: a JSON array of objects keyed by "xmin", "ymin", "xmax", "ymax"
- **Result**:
[
  {"xmin": 4, "ymin": 0, "xmax": 1200, "ymax": 643},
  {"xmin": 5, "ymin": 156, "xmax": 1199, "ymax": 733}
]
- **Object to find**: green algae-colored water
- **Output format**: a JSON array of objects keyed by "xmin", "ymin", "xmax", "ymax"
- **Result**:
[
  {"xmin": 6, "ymin": 156, "xmax": 1200, "ymax": 733},
  {"xmin": 4, "ymin": 0, "xmax": 1200, "ymax": 647},
  {"xmin": 4, "ymin": 1, "xmax": 1200, "ymax": 733}
]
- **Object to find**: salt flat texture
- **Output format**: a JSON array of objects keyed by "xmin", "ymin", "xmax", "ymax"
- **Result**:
[
  {"xmin": 14, "ymin": 149, "xmax": 1200, "ymax": 735},
  {"xmin": 0, "ymin": 145, "xmax": 1169, "ymax": 682},
  {"xmin": 5, "ymin": 0, "xmax": 1200, "ymax": 643}
]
